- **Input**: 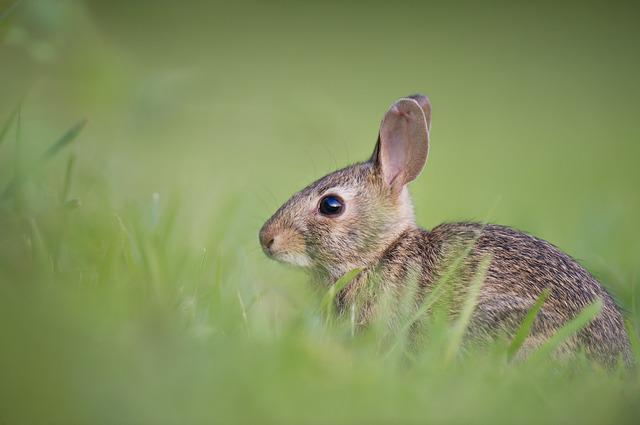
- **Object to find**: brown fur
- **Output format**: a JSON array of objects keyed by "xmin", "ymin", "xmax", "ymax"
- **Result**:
[{"xmin": 259, "ymin": 95, "xmax": 632, "ymax": 367}]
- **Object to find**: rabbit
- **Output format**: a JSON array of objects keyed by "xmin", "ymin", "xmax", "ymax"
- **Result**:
[{"xmin": 259, "ymin": 94, "xmax": 632, "ymax": 367}]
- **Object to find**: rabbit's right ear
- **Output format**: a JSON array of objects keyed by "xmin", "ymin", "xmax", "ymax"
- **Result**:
[{"xmin": 370, "ymin": 95, "xmax": 431, "ymax": 190}]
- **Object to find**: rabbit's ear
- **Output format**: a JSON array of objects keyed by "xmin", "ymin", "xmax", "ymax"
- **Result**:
[
  {"xmin": 371, "ymin": 96, "xmax": 430, "ymax": 189},
  {"xmin": 407, "ymin": 94, "xmax": 432, "ymax": 131}
]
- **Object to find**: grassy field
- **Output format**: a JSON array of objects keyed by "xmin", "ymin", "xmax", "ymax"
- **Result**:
[{"xmin": 1, "ymin": 0, "xmax": 640, "ymax": 423}]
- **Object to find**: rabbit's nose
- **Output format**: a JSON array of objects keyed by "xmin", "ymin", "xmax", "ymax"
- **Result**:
[
  {"xmin": 259, "ymin": 227, "xmax": 276, "ymax": 254},
  {"xmin": 264, "ymin": 236, "xmax": 275, "ymax": 251}
]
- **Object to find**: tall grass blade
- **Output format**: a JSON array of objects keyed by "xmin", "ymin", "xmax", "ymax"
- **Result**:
[
  {"xmin": 507, "ymin": 288, "xmax": 551, "ymax": 361},
  {"xmin": 529, "ymin": 297, "xmax": 603, "ymax": 363},
  {"xmin": 320, "ymin": 268, "xmax": 361, "ymax": 323},
  {"xmin": 237, "ymin": 290, "xmax": 250, "ymax": 336},
  {"xmin": 0, "ymin": 105, "xmax": 19, "ymax": 147},
  {"xmin": 444, "ymin": 254, "xmax": 492, "ymax": 364},
  {"xmin": 385, "ymin": 269, "xmax": 454, "ymax": 358},
  {"xmin": 624, "ymin": 319, "xmax": 640, "ymax": 365},
  {"xmin": 59, "ymin": 154, "xmax": 76, "ymax": 203},
  {"xmin": 42, "ymin": 119, "xmax": 86, "ymax": 159},
  {"xmin": 384, "ymin": 239, "xmax": 486, "ymax": 358},
  {"xmin": 1, "ymin": 119, "xmax": 86, "ymax": 200}
]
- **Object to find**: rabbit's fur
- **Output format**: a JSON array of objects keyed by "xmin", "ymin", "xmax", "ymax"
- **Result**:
[{"xmin": 260, "ymin": 95, "xmax": 632, "ymax": 367}]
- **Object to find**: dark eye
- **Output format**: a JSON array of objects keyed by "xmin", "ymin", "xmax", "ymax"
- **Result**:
[{"xmin": 318, "ymin": 195, "xmax": 344, "ymax": 216}]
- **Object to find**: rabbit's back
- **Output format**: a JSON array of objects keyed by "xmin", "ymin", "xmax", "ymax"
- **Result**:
[{"xmin": 411, "ymin": 222, "xmax": 632, "ymax": 366}]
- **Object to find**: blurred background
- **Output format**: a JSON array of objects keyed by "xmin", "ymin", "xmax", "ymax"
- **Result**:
[{"xmin": 1, "ymin": 0, "xmax": 639, "ymax": 423}]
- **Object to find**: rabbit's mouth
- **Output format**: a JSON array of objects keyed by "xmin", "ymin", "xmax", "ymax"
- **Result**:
[{"xmin": 270, "ymin": 251, "xmax": 312, "ymax": 268}]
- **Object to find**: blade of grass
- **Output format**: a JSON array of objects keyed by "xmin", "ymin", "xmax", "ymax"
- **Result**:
[
  {"xmin": 350, "ymin": 302, "xmax": 356, "ymax": 337},
  {"xmin": 59, "ymin": 154, "xmax": 76, "ymax": 203},
  {"xmin": 528, "ymin": 297, "xmax": 603, "ymax": 363},
  {"xmin": 0, "ymin": 105, "xmax": 20, "ymax": 148},
  {"xmin": 237, "ymin": 290, "xmax": 250, "ymax": 336},
  {"xmin": 384, "ymin": 239, "xmax": 482, "ymax": 358},
  {"xmin": 385, "ymin": 269, "xmax": 455, "ymax": 358},
  {"xmin": 624, "ymin": 319, "xmax": 640, "ymax": 365},
  {"xmin": 42, "ymin": 119, "xmax": 86, "ymax": 159},
  {"xmin": 444, "ymin": 254, "xmax": 492, "ymax": 364},
  {"xmin": 1, "ymin": 119, "xmax": 86, "ymax": 200},
  {"xmin": 507, "ymin": 288, "xmax": 551, "ymax": 361},
  {"xmin": 385, "ymin": 271, "xmax": 422, "ymax": 356},
  {"xmin": 320, "ymin": 268, "xmax": 362, "ymax": 323}
]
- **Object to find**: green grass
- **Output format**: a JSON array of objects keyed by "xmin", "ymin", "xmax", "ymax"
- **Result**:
[{"xmin": 1, "ymin": 0, "xmax": 640, "ymax": 424}]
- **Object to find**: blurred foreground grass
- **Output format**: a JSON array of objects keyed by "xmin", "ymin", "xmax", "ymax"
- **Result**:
[{"xmin": 1, "ymin": 0, "xmax": 640, "ymax": 423}]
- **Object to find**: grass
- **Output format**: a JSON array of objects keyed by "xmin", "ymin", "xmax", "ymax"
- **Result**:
[
  {"xmin": 0, "ymin": 106, "xmax": 638, "ymax": 425},
  {"xmin": 1, "ymin": 1, "xmax": 640, "ymax": 424},
  {"xmin": 507, "ymin": 288, "xmax": 550, "ymax": 361}
]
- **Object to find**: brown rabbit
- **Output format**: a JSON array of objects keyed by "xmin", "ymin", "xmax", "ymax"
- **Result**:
[{"xmin": 259, "ymin": 94, "xmax": 632, "ymax": 367}]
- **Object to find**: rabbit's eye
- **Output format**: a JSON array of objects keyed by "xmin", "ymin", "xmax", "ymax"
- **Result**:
[{"xmin": 318, "ymin": 195, "xmax": 344, "ymax": 216}]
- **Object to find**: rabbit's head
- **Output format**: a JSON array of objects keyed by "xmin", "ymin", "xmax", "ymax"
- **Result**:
[{"xmin": 259, "ymin": 95, "xmax": 431, "ymax": 281}]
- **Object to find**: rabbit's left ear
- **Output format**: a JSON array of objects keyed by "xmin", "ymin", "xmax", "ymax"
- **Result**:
[{"xmin": 371, "ymin": 95, "xmax": 431, "ymax": 189}]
